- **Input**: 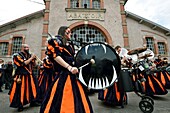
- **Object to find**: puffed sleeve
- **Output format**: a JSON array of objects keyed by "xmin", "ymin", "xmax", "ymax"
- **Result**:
[
  {"xmin": 47, "ymin": 38, "xmax": 63, "ymax": 58},
  {"xmin": 43, "ymin": 57, "xmax": 53, "ymax": 69},
  {"xmin": 13, "ymin": 53, "xmax": 25, "ymax": 67}
]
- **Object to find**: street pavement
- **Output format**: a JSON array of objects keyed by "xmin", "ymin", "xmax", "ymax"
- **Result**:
[{"xmin": 0, "ymin": 88, "xmax": 170, "ymax": 113}]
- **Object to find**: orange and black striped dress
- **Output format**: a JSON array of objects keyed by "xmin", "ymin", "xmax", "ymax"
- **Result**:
[
  {"xmin": 9, "ymin": 52, "xmax": 39, "ymax": 108},
  {"xmin": 39, "ymin": 37, "xmax": 93, "ymax": 113},
  {"xmin": 135, "ymin": 60, "xmax": 168, "ymax": 96},
  {"xmin": 138, "ymin": 71, "xmax": 168, "ymax": 96},
  {"xmin": 98, "ymin": 82, "xmax": 127, "ymax": 107},
  {"xmin": 37, "ymin": 56, "xmax": 55, "ymax": 102}
]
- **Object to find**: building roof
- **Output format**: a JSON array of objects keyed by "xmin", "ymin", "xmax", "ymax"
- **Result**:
[
  {"xmin": 126, "ymin": 11, "xmax": 170, "ymax": 36},
  {"xmin": 0, "ymin": 10, "xmax": 44, "ymax": 33}
]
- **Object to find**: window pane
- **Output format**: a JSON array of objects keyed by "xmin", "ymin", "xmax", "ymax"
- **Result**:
[
  {"xmin": 158, "ymin": 42, "xmax": 166, "ymax": 55},
  {"xmin": 92, "ymin": 0, "xmax": 100, "ymax": 9},
  {"xmin": 81, "ymin": 0, "xmax": 90, "ymax": 8},
  {"xmin": 12, "ymin": 37, "xmax": 23, "ymax": 54},
  {"xmin": 146, "ymin": 37, "xmax": 154, "ymax": 52},
  {"xmin": 71, "ymin": 0, "xmax": 78, "ymax": 8},
  {"xmin": 0, "ymin": 42, "xmax": 8, "ymax": 56}
]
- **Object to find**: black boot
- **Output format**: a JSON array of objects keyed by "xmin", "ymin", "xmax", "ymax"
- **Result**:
[
  {"xmin": 18, "ymin": 106, "xmax": 23, "ymax": 112},
  {"xmin": 5, "ymin": 86, "xmax": 9, "ymax": 89},
  {"xmin": 30, "ymin": 101, "xmax": 41, "ymax": 107}
]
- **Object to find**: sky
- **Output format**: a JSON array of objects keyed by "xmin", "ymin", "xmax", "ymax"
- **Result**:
[
  {"xmin": 125, "ymin": 0, "xmax": 170, "ymax": 29},
  {"xmin": 0, "ymin": 0, "xmax": 45, "ymax": 25},
  {"xmin": 0, "ymin": 0, "xmax": 170, "ymax": 30}
]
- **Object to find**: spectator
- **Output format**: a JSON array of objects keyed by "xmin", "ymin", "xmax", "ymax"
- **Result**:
[
  {"xmin": 0, "ymin": 59, "xmax": 5, "ymax": 92},
  {"xmin": 4, "ymin": 61, "xmax": 13, "ymax": 89}
]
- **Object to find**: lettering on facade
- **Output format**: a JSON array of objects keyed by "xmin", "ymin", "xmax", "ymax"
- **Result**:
[{"xmin": 67, "ymin": 12, "xmax": 104, "ymax": 21}]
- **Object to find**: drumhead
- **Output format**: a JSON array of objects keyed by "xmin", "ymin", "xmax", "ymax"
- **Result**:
[{"xmin": 75, "ymin": 42, "xmax": 121, "ymax": 90}]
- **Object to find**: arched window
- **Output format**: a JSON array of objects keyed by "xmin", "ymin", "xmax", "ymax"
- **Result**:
[
  {"xmin": 92, "ymin": 0, "xmax": 100, "ymax": 9},
  {"xmin": 71, "ymin": 26, "xmax": 106, "ymax": 47}
]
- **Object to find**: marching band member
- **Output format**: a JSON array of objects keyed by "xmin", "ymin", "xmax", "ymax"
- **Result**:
[
  {"xmin": 120, "ymin": 48, "xmax": 168, "ymax": 96},
  {"xmin": 39, "ymin": 26, "xmax": 93, "ymax": 113},
  {"xmin": 115, "ymin": 45, "xmax": 133, "ymax": 68},
  {"xmin": 37, "ymin": 56, "xmax": 55, "ymax": 103},
  {"xmin": 154, "ymin": 55, "xmax": 163, "ymax": 68},
  {"xmin": 154, "ymin": 55, "xmax": 170, "ymax": 89},
  {"xmin": 162, "ymin": 57, "xmax": 169, "ymax": 67},
  {"xmin": 98, "ymin": 45, "xmax": 127, "ymax": 107},
  {"xmin": 9, "ymin": 44, "xmax": 40, "ymax": 112},
  {"xmin": 138, "ymin": 58, "xmax": 168, "ymax": 96}
]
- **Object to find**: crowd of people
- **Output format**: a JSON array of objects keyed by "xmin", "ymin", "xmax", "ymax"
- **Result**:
[
  {"xmin": 98, "ymin": 45, "xmax": 170, "ymax": 109},
  {"xmin": 0, "ymin": 26, "xmax": 170, "ymax": 113},
  {"xmin": 0, "ymin": 26, "xmax": 94, "ymax": 113}
]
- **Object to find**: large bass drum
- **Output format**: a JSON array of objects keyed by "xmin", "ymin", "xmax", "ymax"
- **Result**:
[{"xmin": 75, "ymin": 42, "xmax": 121, "ymax": 90}]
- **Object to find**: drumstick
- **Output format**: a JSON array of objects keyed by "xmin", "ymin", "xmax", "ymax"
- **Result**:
[
  {"xmin": 78, "ymin": 59, "xmax": 95, "ymax": 69},
  {"xmin": 36, "ymin": 56, "xmax": 43, "ymax": 64}
]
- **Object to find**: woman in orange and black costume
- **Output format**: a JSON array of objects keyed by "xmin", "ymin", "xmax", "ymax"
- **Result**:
[
  {"xmin": 9, "ymin": 44, "xmax": 40, "ymax": 112},
  {"xmin": 37, "ymin": 56, "xmax": 55, "ymax": 103},
  {"xmin": 39, "ymin": 26, "xmax": 93, "ymax": 113}
]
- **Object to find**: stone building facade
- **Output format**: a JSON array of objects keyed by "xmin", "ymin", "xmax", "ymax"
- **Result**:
[{"xmin": 0, "ymin": 0, "xmax": 170, "ymax": 62}]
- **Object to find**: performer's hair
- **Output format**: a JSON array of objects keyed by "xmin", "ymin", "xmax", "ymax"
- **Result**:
[
  {"xmin": 57, "ymin": 26, "xmax": 69, "ymax": 45},
  {"xmin": 115, "ymin": 45, "xmax": 121, "ymax": 50},
  {"xmin": 58, "ymin": 26, "xmax": 69, "ymax": 37}
]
